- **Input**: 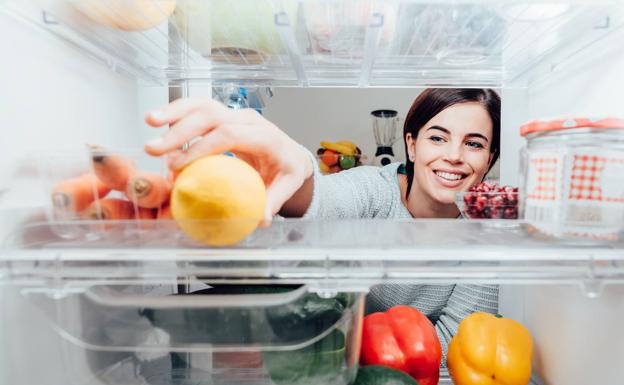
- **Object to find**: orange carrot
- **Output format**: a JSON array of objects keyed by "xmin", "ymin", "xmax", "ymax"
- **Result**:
[
  {"xmin": 157, "ymin": 205, "xmax": 172, "ymax": 219},
  {"xmin": 137, "ymin": 207, "xmax": 157, "ymax": 219},
  {"xmin": 89, "ymin": 145, "xmax": 136, "ymax": 191},
  {"xmin": 82, "ymin": 198, "xmax": 135, "ymax": 220},
  {"xmin": 125, "ymin": 171, "xmax": 172, "ymax": 208},
  {"xmin": 51, "ymin": 173, "xmax": 111, "ymax": 212}
]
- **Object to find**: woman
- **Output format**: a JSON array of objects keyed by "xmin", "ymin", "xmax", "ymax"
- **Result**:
[{"xmin": 144, "ymin": 88, "xmax": 500, "ymax": 362}]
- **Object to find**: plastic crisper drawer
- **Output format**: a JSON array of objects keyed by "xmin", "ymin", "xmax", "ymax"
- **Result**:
[{"xmin": 24, "ymin": 283, "xmax": 364, "ymax": 385}]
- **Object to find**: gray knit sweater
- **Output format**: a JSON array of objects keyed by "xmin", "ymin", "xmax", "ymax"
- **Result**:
[{"xmin": 303, "ymin": 160, "xmax": 498, "ymax": 364}]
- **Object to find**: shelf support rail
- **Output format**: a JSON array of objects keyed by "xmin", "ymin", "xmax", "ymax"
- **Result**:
[
  {"xmin": 359, "ymin": 12, "xmax": 384, "ymax": 87},
  {"xmin": 273, "ymin": 8, "xmax": 308, "ymax": 87}
]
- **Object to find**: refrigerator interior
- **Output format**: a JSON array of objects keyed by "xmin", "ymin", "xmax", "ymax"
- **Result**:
[{"xmin": 1, "ymin": 1, "xmax": 624, "ymax": 385}]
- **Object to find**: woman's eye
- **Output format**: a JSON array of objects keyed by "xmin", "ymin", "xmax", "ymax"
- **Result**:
[
  {"xmin": 466, "ymin": 141, "xmax": 485, "ymax": 149},
  {"xmin": 429, "ymin": 136, "xmax": 445, "ymax": 143}
]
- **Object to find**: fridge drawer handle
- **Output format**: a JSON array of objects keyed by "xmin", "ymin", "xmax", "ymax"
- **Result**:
[{"xmin": 82, "ymin": 284, "xmax": 310, "ymax": 309}]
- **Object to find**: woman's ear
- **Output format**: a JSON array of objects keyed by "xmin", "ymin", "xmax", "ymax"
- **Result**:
[{"xmin": 405, "ymin": 133, "xmax": 416, "ymax": 162}]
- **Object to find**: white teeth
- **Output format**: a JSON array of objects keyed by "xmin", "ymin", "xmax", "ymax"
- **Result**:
[{"xmin": 435, "ymin": 171, "xmax": 463, "ymax": 181}]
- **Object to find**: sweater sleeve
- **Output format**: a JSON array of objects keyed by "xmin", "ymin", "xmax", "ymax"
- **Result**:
[
  {"xmin": 435, "ymin": 284, "xmax": 499, "ymax": 365},
  {"xmin": 301, "ymin": 147, "xmax": 392, "ymax": 219}
]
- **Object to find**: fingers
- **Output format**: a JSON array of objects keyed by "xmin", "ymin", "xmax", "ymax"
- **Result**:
[
  {"xmin": 145, "ymin": 111, "xmax": 221, "ymax": 156},
  {"xmin": 167, "ymin": 131, "xmax": 231, "ymax": 171},
  {"xmin": 145, "ymin": 98, "xmax": 219, "ymax": 127}
]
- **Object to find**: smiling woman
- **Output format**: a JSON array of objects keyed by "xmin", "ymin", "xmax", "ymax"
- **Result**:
[
  {"xmin": 144, "ymin": 88, "xmax": 501, "ymax": 364},
  {"xmin": 402, "ymin": 89, "xmax": 500, "ymax": 218}
]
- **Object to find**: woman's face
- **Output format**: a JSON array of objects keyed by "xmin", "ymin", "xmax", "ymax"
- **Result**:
[{"xmin": 406, "ymin": 102, "xmax": 494, "ymax": 205}]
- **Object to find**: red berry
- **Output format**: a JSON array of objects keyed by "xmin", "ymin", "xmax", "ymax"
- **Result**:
[
  {"xmin": 490, "ymin": 208, "xmax": 502, "ymax": 219},
  {"xmin": 503, "ymin": 207, "xmax": 518, "ymax": 219},
  {"xmin": 490, "ymin": 195, "xmax": 505, "ymax": 208},
  {"xmin": 464, "ymin": 193, "xmax": 477, "ymax": 205},
  {"xmin": 506, "ymin": 193, "xmax": 518, "ymax": 204}
]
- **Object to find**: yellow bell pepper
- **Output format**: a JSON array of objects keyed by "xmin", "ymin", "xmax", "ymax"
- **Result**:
[{"xmin": 447, "ymin": 312, "xmax": 533, "ymax": 385}]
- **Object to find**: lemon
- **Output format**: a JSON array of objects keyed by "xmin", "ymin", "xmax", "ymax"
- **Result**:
[{"xmin": 171, "ymin": 155, "xmax": 266, "ymax": 246}]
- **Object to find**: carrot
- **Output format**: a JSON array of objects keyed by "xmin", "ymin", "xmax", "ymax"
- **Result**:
[
  {"xmin": 82, "ymin": 198, "xmax": 135, "ymax": 220},
  {"xmin": 88, "ymin": 144, "xmax": 136, "ymax": 191},
  {"xmin": 137, "ymin": 207, "xmax": 157, "ymax": 219},
  {"xmin": 157, "ymin": 205, "xmax": 172, "ymax": 219},
  {"xmin": 125, "ymin": 171, "xmax": 172, "ymax": 208},
  {"xmin": 51, "ymin": 173, "xmax": 111, "ymax": 212}
]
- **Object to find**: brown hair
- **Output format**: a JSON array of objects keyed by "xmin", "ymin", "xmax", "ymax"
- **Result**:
[{"xmin": 403, "ymin": 88, "xmax": 501, "ymax": 197}]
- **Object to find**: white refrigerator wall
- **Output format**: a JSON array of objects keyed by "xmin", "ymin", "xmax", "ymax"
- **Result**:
[
  {"xmin": 0, "ymin": 11, "xmax": 142, "ymax": 385},
  {"xmin": 500, "ymin": 45, "xmax": 624, "ymax": 385}
]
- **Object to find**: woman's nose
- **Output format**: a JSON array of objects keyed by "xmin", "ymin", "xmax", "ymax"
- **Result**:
[{"xmin": 444, "ymin": 144, "xmax": 464, "ymax": 164}]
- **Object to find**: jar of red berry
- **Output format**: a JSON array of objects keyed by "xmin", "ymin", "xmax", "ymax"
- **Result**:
[{"xmin": 520, "ymin": 117, "xmax": 624, "ymax": 241}]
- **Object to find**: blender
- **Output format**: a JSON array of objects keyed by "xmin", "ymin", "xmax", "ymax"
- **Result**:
[{"xmin": 371, "ymin": 110, "xmax": 400, "ymax": 167}]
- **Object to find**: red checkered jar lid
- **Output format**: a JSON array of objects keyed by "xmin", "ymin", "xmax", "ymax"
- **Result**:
[{"xmin": 520, "ymin": 117, "xmax": 624, "ymax": 137}]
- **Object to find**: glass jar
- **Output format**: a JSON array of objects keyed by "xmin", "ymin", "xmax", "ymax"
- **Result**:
[{"xmin": 520, "ymin": 117, "xmax": 624, "ymax": 241}]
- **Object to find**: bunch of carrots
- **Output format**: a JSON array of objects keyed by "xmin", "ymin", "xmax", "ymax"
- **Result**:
[{"xmin": 51, "ymin": 145, "xmax": 173, "ymax": 221}]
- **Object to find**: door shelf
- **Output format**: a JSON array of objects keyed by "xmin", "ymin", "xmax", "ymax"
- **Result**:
[{"xmin": 2, "ymin": 0, "xmax": 623, "ymax": 87}]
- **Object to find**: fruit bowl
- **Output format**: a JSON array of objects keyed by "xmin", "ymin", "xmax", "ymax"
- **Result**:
[
  {"xmin": 316, "ymin": 140, "xmax": 365, "ymax": 174},
  {"xmin": 455, "ymin": 182, "xmax": 519, "ymax": 220},
  {"xmin": 316, "ymin": 152, "xmax": 365, "ymax": 174}
]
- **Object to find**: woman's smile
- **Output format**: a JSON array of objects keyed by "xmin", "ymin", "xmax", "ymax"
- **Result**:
[{"xmin": 432, "ymin": 168, "xmax": 468, "ymax": 188}]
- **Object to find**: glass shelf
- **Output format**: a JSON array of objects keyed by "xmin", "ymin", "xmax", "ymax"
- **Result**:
[
  {"xmin": 3, "ymin": 0, "xmax": 623, "ymax": 87},
  {"xmin": 3, "ymin": 218, "xmax": 623, "ymax": 293}
]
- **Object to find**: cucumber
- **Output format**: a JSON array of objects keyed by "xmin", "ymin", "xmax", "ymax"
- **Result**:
[
  {"xmin": 354, "ymin": 366, "xmax": 420, "ymax": 385},
  {"xmin": 263, "ymin": 329, "xmax": 348, "ymax": 385},
  {"xmin": 266, "ymin": 291, "xmax": 351, "ymax": 342}
]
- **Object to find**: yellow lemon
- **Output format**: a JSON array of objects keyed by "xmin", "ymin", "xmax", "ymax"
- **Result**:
[{"xmin": 171, "ymin": 155, "xmax": 266, "ymax": 246}]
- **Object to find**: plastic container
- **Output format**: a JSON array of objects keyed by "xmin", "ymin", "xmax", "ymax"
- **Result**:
[
  {"xmin": 23, "ymin": 283, "xmax": 364, "ymax": 385},
  {"xmin": 520, "ymin": 117, "xmax": 624, "ymax": 241},
  {"xmin": 39, "ymin": 147, "xmax": 172, "ymax": 240},
  {"xmin": 38, "ymin": 147, "xmax": 268, "ymax": 246}
]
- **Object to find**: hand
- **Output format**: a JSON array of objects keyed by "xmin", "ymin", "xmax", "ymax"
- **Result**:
[{"xmin": 144, "ymin": 97, "xmax": 313, "ymax": 224}]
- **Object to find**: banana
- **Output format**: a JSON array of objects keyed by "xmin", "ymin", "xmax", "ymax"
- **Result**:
[
  {"xmin": 320, "ymin": 141, "xmax": 356, "ymax": 156},
  {"xmin": 336, "ymin": 140, "xmax": 357, "ymax": 152}
]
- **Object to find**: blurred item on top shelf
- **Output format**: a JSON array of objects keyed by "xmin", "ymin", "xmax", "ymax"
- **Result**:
[
  {"xmin": 71, "ymin": 0, "xmax": 176, "ymax": 31},
  {"xmin": 520, "ymin": 116, "xmax": 624, "ymax": 242},
  {"xmin": 379, "ymin": 2, "xmax": 505, "ymax": 66},
  {"xmin": 173, "ymin": 0, "xmax": 297, "ymax": 65},
  {"xmin": 371, "ymin": 110, "xmax": 399, "ymax": 167},
  {"xmin": 213, "ymin": 86, "xmax": 273, "ymax": 113},
  {"xmin": 302, "ymin": 0, "xmax": 397, "ymax": 61},
  {"xmin": 317, "ymin": 140, "xmax": 365, "ymax": 174}
]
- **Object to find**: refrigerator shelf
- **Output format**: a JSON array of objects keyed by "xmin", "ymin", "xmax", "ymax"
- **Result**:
[
  {"xmin": 2, "ymin": 0, "xmax": 623, "ymax": 87},
  {"xmin": 3, "ymin": 218, "xmax": 623, "ymax": 292}
]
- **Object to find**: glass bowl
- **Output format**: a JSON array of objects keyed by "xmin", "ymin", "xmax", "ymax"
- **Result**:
[{"xmin": 455, "ymin": 190, "xmax": 519, "ymax": 219}]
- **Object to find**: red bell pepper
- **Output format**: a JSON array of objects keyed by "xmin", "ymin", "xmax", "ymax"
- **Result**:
[{"xmin": 360, "ymin": 305, "xmax": 442, "ymax": 385}]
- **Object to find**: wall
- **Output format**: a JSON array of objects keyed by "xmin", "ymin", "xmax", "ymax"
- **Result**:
[
  {"xmin": 509, "ymin": 35, "xmax": 624, "ymax": 385},
  {"xmin": 0, "ymin": 8, "xmax": 142, "ymax": 385},
  {"xmin": 263, "ymin": 87, "xmax": 421, "ymax": 164}
]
